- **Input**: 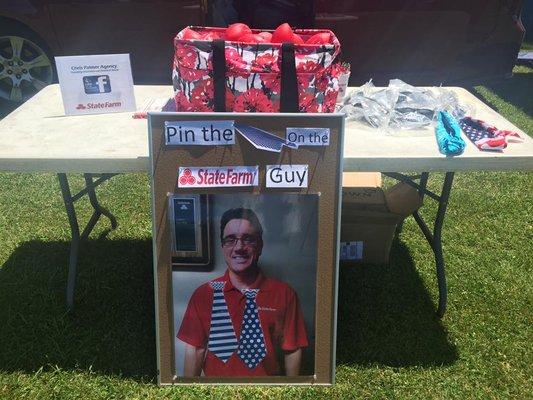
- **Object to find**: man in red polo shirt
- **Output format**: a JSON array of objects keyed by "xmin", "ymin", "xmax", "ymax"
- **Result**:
[{"xmin": 177, "ymin": 207, "xmax": 308, "ymax": 376}]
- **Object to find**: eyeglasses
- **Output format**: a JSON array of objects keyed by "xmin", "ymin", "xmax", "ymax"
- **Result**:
[{"xmin": 221, "ymin": 234, "xmax": 260, "ymax": 248}]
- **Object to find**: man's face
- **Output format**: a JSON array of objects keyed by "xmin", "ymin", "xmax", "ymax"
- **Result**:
[{"xmin": 222, "ymin": 218, "xmax": 263, "ymax": 274}]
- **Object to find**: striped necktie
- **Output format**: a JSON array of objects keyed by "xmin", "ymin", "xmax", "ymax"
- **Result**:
[
  {"xmin": 237, "ymin": 289, "xmax": 267, "ymax": 369},
  {"xmin": 207, "ymin": 281, "xmax": 238, "ymax": 362}
]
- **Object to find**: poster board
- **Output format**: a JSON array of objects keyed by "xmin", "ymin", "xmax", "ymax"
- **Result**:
[{"xmin": 149, "ymin": 112, "xmax": 344, "ymax": 385}]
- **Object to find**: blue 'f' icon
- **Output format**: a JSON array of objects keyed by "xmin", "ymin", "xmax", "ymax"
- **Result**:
[{"xmin": 83, "ymin": 75, "xmax": 112, "ymax": 94}]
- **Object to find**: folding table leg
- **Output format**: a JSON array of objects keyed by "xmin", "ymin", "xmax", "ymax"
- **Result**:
[
  {"xmin": 384, "ymin": 172, "xmax": 455, "ymax": 317},
  {"xmin": 58, "ymin": 173, "xmax": 80, "ymax": 311},
  {"xmin": 57, "ymin": 173, "xmax": 118, "ymax": 311},
  {"xmin": 411, "ymin": 172, "xmax": 455, "ymax": 317},
  {"xmin": 84, "ymin": 174, "xmax": 118, "ymax": 231},
  {"xmin": 432, "ymin": 172, "xmax": 454, "ymax": 317}
]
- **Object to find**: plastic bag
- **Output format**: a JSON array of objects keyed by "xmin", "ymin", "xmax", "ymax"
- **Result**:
[{"xmin": 338, "ymin": 79, "xmax": 469, "ymax": 132}]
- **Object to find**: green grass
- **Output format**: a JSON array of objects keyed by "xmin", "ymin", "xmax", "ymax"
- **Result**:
[
  {"xmin": 1, "ymin": 68, "xmax": 532, "ymax": 399},
  {"xmin": 520, "ymin": 41, "xmax": 533, "ymax": 51}
]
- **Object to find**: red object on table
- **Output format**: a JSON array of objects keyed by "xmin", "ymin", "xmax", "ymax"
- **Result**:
[{"xmin": 172, "ymin": 25, "xmax": 344, "ymax": 113}]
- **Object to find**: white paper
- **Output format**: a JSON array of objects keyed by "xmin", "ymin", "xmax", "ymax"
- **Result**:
[
  {"xmin": 286, "ymin": 128, "xmax": 330, "ymax": 147},
  {"xmin": 55, "ymin": 54, "xmax": 136, "ymax": 115},
  {"xmin": 266, "ymin": 165, "xmax": 308, "ymax": 188},
  {"xmin": 178, "ymin": 166, "xmax": 259, "ymax": 188},
  {"xmin": 165, "ymin": 121, "xmax": 235, "ymax": 145}
]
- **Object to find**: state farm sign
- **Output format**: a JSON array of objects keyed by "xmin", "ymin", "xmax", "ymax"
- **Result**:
[{"xmin": 178, "ymin": 166, "xmax": 259, "ymax": 188}]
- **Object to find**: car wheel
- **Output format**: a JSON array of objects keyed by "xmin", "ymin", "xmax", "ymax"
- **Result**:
[{"xmin": 0, "ymin": 32, "xmax": 54, "ymax": 103}]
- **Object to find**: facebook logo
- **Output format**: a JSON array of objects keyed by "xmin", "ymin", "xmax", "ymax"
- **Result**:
[{"xmin": 83, "ymin": 75, "xmax": 111, "ymax": 94}]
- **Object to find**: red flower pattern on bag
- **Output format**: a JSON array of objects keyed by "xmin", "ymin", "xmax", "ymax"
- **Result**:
[
  {"xmin": 314, "ymin": 71, "xmax": 330, "ymax": 92},
  {"xmin": 323, "ymin": 90, "xmax": 338, "ymax": 113},
  {"xmin": 188, "ymin": 81, "xmax": 235, "ymax": 111},
  {"xmin": 298, "ymin": 74, "xmax": 314, "ymax": 90},
  {"xmin": 175, "ymin": 92, "xmax": 195, "ymax": 111},
  {"xmin": 261, "ymin": 74, "xmax": 281, "ymax": 94},
  {"xmin": 175, "ymin": 44, "xmax": 198, "ymax": 69},
  {"xmin": 299, "ymin": 92, "xmax": 319, "ymax": 113},
  {"xmin": 179, "ymin": 65, "xmax": 204, "ymax": 82},
  {"xmin": 262, "ymin": 74, "xmax": 314, "ymax": 96},
  {"xmin": 234, "ymin": 89, "xmax": 274, "ymax": 112},
  {"xmin": 225, "ymin": 48, "xmax": 250, "ymax": 78},
  {"xmin": 329, "ymin": 62, "xmax": 349, "ymax": 78},
  {"xmin": 296, "ymin": 59, "xmax": 323, "ymax": 74},
  {"xmin": 252, "ymin": 53, "xmax": 279, "ymax": 73},
  {"xmin": 190, "ymin": 79, "xmax": 214, "ymax": 111}
]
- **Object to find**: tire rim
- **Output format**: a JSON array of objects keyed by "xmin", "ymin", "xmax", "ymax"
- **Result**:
[{"xmin": 0, "ymin": 35, "xmax": 53, "ymax": 102}]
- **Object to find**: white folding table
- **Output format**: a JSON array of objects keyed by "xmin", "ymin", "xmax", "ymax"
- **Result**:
[{"xmin": 1, "ymin": 84, "xmax": 531, "ymax": 315}]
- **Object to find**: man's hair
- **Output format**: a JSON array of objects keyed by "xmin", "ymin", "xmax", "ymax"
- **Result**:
[{"xmin": 220, "ymin": 208, "xmax": 263, "ymax": 240}]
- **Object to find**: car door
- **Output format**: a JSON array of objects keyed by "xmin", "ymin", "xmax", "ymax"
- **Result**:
[
  {"xmin": 316, "ymin": 0, "xmax": 524, "ymax": 84},
  {"xmin": 315, "ymin": 0, "xmax": 471, "ymax": 85},
  {"xmin": 46, "ymin": 0, "xmax": 204, "ymax": 82}
]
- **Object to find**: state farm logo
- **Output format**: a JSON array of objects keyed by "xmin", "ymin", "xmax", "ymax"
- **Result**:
[
  {"xmin": 75, "ymin": 101, "xmax": 122, "ymax": 111},
  {"xmin": 178, "ymin": 166, "xmax": 259, "ymax": 188},
  {"xmin": 179, "ymin": 169, "xmax": 196, "ymax": 186}
]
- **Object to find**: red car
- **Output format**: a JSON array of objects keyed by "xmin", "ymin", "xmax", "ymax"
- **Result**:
[{"xmin": 0, "ymin": 0, "xmax": 525, "ymax": 103}]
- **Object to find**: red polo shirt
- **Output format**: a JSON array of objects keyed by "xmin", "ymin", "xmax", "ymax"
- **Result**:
[{"xmin": 177, "ymin": 269, "xmax": 308, "ymax": 376}]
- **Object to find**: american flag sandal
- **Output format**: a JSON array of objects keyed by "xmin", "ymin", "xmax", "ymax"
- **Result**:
[
  {"xmin": 459, "ymin": 117, "xmax": 507, "ymax": 151},
  {"xmin": 468, "ymin": 117, "xmax": 524, "ymax": 143}
]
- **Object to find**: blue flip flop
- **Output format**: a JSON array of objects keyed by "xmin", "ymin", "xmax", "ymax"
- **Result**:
[{"xmin": 435, "ymin": 111, "xmax": 466, "ymax": 156}]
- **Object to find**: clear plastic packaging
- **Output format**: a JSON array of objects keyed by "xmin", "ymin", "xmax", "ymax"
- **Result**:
[{"xmin": 338, "ymin": 79, "xmax": 470, "ymax": 133}]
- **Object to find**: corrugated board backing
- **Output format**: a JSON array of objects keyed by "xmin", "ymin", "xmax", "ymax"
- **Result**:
[{"xmin": 149, "ymin": 113, "xmax": 343, "ymax": 385}]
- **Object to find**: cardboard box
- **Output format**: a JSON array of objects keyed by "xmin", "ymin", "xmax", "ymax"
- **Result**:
[
  {"xmin": 342, "ymin": 172, "xmax": 388, "ymax": 213},
  {"xmin": 384, "ymin": 181, "xmax": 424, "ymax": 217},
  {"xmin": 340, "ymin": 172, "xmax": 423, "ymax": 264}
]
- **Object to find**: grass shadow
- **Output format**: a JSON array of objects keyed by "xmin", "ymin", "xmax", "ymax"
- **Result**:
[
  {"xmin": 0, "ymin": 235, "xmax": 457, "ymax": 380},
  {"xmin": 336, "ymin": 234, "xmax": 458, "ymax": 367},
  {"xmin": 0, "ymin": 239, "xmax": 156, "ymax": 381},
  {"xmin": 466, "ymin": 70, "xmax": 533, "ymax": 118}
]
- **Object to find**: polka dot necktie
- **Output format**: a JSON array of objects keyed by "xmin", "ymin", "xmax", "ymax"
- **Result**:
[
  {"xmin": 207, "ymin": 281, "xmax": 238, "ymax": 363},
  {"xmin": 237, "ymin": 289, "xmax": 267, "ymax": 369}
]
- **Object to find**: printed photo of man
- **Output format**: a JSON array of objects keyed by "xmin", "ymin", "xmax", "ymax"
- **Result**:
[{"xmin": 177, "ymin": 207, "xmax": 309, "ymax": 376}]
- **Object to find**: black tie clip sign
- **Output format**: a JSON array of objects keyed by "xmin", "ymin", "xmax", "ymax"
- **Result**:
[{"xmin": 234, "ymin": 124, "xmax": 297, "ymax": 153}]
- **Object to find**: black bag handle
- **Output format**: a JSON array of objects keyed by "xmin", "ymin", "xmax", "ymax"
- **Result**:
[
  {"xmin": 280, "ymin": 42, "xmax": 299, "ymax": 113},
  {"xmin": 212, "ymin": 39, "xmax": 226, "ymax": 112},
  {"xmin": 211, "ymin": 40, "xmax": 299, "ymax": 113}
]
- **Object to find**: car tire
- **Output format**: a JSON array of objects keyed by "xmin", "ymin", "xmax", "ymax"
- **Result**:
[{"xmin": 0, "ymin": 26, "xmax": 55, "ymax": 103}]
